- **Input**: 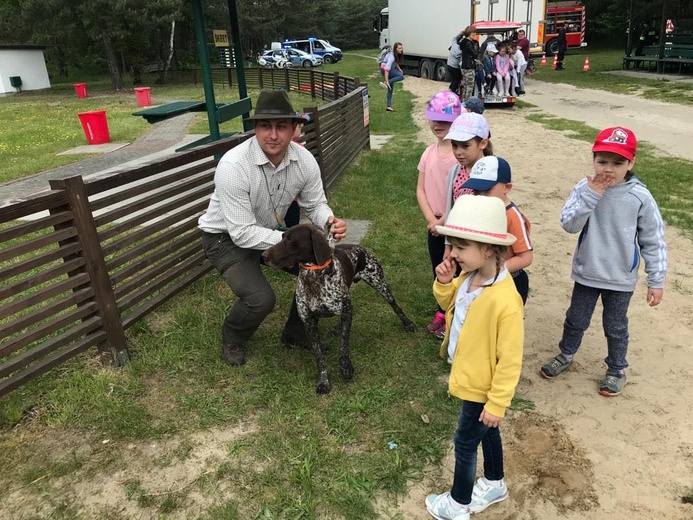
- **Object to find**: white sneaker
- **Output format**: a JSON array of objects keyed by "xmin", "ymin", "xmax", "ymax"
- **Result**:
[
  {"xmin": 425, "ymin": 492, "xmax": 470, "ymax": 520},
  {"xmin": 469, "ymin": 477, "xmax": 508, "ymax": 513},
  {"xmin": 379, "ymin": 81, "xmax": 388, "ymax": 89}
]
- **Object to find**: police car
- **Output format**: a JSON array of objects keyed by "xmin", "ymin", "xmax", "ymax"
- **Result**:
[
  {"xmin": 283, "ymin": 37, "xmax": 342, "ymax": 63},
  {"xmin": 258, "ymin": 48, "xmax": 323, "ymax": 68}
]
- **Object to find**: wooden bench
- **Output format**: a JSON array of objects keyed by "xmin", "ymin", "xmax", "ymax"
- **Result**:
[
  {"xmin": 133, "ymin": 97, "xmax": 252, "ymax": 125},
  {"xmin": 133, "ymin": 101, "xmax": 208, "ymax": 123},
  {"xmin": 624, "ymin": 35, "xmax": 693, "ymax": 73}
]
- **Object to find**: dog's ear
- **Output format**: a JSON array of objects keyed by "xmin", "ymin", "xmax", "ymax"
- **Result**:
[{"xmin": 311, "ymin": 226, "xmax": 333, "ymax": 265}]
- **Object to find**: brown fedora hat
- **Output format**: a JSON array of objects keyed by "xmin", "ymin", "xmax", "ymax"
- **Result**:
[{"xmin": 243, "ymin": 89, "xmax": 309, "ymax": 123}]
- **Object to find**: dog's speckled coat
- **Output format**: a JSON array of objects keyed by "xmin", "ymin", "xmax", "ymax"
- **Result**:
[{"xmin": 262, "ymin": 224, "xmax": 417, "ymax": 393}]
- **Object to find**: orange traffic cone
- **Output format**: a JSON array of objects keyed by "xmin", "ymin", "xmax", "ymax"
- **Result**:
[
  {"xmin": 582, "ymin": 56, "xmax": 590, "ymax": 71},
  {"xmin": 552, "ymin": 54, "xmax": 557, "ymax": 69},
  {"xmin": 540, "ymin": 53, "xmax": 547, "ymax": 66}
]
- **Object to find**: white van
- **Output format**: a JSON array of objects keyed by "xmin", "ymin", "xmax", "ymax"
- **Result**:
[{"xmin": 283, "ymin": 37, "xmax": 342, "ymax": 63}]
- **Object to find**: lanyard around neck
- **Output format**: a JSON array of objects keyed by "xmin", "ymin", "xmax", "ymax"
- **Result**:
[{"xmin": 260, "ymin": 164, "xmax": 288, "ymax": 230}]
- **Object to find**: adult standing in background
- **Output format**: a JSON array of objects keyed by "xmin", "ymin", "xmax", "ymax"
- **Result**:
[
  {"xmin": 379, "ymin": 42, "xmax": 405, "ymax": 112},
  {"xmin": 479, "ymin": 32, "xmax": 501, "ymax": 59},
  {"xmin": 555, "ymin": 26, "xmax": 567, "ymax": 70},
  {"xmin": 515, "ymin": 29, "xmax": 530, "ymax": 61},
  {"xmin": 447, "ymin": 30, "xmax": 464, "ymax": 94},
  {"xmin": 459, "ymin": 26, "xmax": 478, "ymax": 101}
]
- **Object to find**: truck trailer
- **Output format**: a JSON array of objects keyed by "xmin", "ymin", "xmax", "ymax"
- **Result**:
[{"xmin": 374, "ymin": 0, "xmax": 549, "ymax": 79}]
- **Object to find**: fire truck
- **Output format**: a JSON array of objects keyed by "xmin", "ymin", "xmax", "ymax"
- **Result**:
[{"xmin": 542, "ymin": 1, "xmax": 587, "ymax": 56}]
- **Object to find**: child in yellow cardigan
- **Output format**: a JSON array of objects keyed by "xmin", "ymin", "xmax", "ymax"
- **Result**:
[{"xmin": 425, "ymin": 195, "xmax": 524, "ymax": 520}]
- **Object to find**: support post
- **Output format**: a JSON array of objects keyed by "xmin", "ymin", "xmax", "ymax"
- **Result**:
[
  {"xmin": 303, "ymin": 105, "xmax": 325, "ymax": 184},
  {"xmin": 226, "ymin": 0, "xmax": 252, "ymax": 131},
  {"xmin": 333, "ymin": 71, "xmax": 339, "ymax": 99},
  {"xmin": 191, "ymin": 0, "xmax": 220, "ymax": 141},
  {"xmin": 49, "ymin": 176, "xmax": 129, "ymax": 366}
]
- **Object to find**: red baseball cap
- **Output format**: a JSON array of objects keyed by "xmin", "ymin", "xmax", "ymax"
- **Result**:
[{"xmin": 592, "ymin": 127, "xmax": 637, "ymax": 160}]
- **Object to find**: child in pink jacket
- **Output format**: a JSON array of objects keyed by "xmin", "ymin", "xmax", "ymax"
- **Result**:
[{"xmin": 494, "ymin": 43, "xmax": 512, "ymax": 97}]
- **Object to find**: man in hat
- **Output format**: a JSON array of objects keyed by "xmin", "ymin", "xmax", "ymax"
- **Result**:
[{"xmin": 199, "ymin": 89, "xmax": 347, "ymax": 366}]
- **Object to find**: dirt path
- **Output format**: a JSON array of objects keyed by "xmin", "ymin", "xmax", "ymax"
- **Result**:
[
  {"xmin": 521, "ymin": 80, "xmax": 693, "ymax": 161},
  {"xmin": 383, "ymin": 76, "xmax": 693, "ymax": 519}
]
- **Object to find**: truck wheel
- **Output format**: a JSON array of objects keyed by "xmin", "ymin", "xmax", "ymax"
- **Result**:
[
  {"xmin": 323, "ymin": 54, "xmax": 334, "ymax": 64},
  {"xmin": 546, "ymin": 39, "xmax": 559, "ymax": 56},
  {"xmin": 420, "ymin": 59, "xmax": 433, "ymax": 79},
  {"xmin": 434, "ymin": 60, "xmax": 447, "ymax": 82}
]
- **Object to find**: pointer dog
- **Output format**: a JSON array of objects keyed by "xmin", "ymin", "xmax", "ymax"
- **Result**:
[{"xmin": 262, "ymin": 224, "xmax": 417, "ymax": 394}]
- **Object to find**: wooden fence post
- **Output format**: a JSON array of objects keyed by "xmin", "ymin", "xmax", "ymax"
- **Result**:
[
  {"xmin": 310, "ymin": 69, "xmax": 316, "ymax": 99},
  {"xmin": 284, "ymin": 68, "xmax": 290, "ymax": 91},
  {"xmin": 303, "ymin": 105, "xmax": 325, "ymax": 184},
  {"xmin": 332, "ymin": 71, "xmax": 339, "ymax": 99},
  {"xmin": 48, "ymin": 176, "xmax": 129, "ymax": 367},
  {"xmin": 259, "ymin": 68, "xmax": 264, "ymax": 89}
]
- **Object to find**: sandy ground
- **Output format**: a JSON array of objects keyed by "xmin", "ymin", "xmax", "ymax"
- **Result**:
[{"xmin": 378, "ymin": 76, "xmax": 693, "ymax": 519}]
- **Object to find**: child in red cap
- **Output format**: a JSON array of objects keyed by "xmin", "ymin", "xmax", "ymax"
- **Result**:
[{"xmin": 540, "ymin": 127, "xmax": 668, "ymax": 396}]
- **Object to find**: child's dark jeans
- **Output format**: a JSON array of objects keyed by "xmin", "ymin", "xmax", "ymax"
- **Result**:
[
  {"xmin": 450, "ymin": 400, "xmax": 504, "ymax": 505},
  {"xmin": 560, "ymin": 282, "xmax": 633, "ymax": 371}
]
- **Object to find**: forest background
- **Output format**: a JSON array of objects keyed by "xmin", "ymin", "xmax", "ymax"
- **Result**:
[{"xmin": 0, "ymin": 0, "xmax": 691, "ymax": 90}]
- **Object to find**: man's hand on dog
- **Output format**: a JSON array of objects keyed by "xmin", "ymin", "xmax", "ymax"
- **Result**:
[{"xmin": 327, "ymin": 216, "xmax": 347, "ymax": 242}]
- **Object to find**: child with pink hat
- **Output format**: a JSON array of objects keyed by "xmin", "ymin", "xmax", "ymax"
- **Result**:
[
  {"xmin": 417, "ymin": 91, "xmax": 463, "ymax": 339},
  {"xmin": 425, "ymin": 194, "xmax": 524, "ymax": 520}
]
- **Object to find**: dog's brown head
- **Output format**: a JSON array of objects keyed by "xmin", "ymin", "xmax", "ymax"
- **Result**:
[{"xmin": 262, "ymin": 224, "xmax": 333, "ymax": 270}]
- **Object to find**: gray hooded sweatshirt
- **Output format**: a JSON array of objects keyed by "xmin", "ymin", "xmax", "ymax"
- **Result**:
[{"xmin": 560, "ymin": 176, "xmax": 667, "ymax": 292}]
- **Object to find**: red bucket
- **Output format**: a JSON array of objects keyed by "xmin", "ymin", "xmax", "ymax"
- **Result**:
[
  {"xmin": 77, "ymin": 110, "xmax": 111, "ymax": 145},
  {"xmin": 134, "ymin": 87, "xmax": 151, "ymax": 107},
  {"xmin": 73, "ymin": 83, "xmax": 88, "ymax": 99}
]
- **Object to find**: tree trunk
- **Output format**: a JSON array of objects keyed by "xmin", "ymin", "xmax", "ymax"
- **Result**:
[
  {"xmin": 102, "ymin": 34, "xmax": 124, "ymax": 90},
  {"xmin": 165, "ymin": 20, "xmax": 176, "ymax": 78}
]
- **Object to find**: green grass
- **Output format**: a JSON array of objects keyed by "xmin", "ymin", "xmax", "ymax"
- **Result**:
[
  {"xmin": 1, "ymin": 46, "xmax": 691, "ymax": 519},
  {"xmin": 0, "ymin": 53, "xmax": 378, "ymax": 184},
  {"xmin": 530, "ymin": 46, "xmax": 693, "ymax": 105}
]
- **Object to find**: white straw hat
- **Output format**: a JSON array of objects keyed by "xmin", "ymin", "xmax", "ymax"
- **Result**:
[{"xmin": 436, "ymin": 194, "xmax": 516, "ymax": 246}]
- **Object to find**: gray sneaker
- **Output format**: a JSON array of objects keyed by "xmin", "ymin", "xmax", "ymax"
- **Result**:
[
  {"xmin": 599, "ymin": 370, "xmax": 627, "ymax": 396},
  {"xmin": 540, "ymin": 353, "xmax": 573, "ymax": 379},
  {"xmin": 469, "ymin": 477, "xmax": 508, "ymax": 513}
]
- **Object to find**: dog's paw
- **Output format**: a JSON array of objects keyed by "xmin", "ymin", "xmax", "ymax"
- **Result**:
[
  {"xmin": 316, "ymin": 379, "xmax": 331, "ymax": 394},
  {"xmin": 339, "ymin": 358, "xmax": 354, "ymax": 381}
]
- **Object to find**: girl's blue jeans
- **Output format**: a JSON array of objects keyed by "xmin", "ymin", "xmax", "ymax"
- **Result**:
[
  {"xmin": 450, "ymin": 400, "xmax": 504, "ymax": 505},
  {"xmin": 381, "ymin": 68, "xmax": 404, "ymax": 107}
]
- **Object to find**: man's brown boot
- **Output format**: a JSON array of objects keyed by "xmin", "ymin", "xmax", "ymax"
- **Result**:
[{"xmin": 221, "ymin": 342, "xmax": 245, "ymax": 366}]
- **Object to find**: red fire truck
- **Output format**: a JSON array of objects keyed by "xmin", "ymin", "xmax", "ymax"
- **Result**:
[{"xmin": 542, "ymin": 1, "xmax": 587, "ymax": 56}]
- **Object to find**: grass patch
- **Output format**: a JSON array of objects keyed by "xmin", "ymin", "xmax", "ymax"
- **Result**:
[{"xmin": 529, "ymin": 46, "xmax": 693, "ymax": 106}]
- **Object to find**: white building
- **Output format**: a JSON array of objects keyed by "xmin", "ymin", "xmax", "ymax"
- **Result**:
[{"xmin": 0, "ymin": 45, "xmax": 51, "ymax": 94}]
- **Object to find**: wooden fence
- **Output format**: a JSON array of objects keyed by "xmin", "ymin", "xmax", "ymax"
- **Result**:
[
  {"xmin": 0, "ymin": 86, "xmax": 370, "ymax": 397},
  {"xmin": 165, "ymin": 67, "xmax": 362, "ymax": 101}
]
